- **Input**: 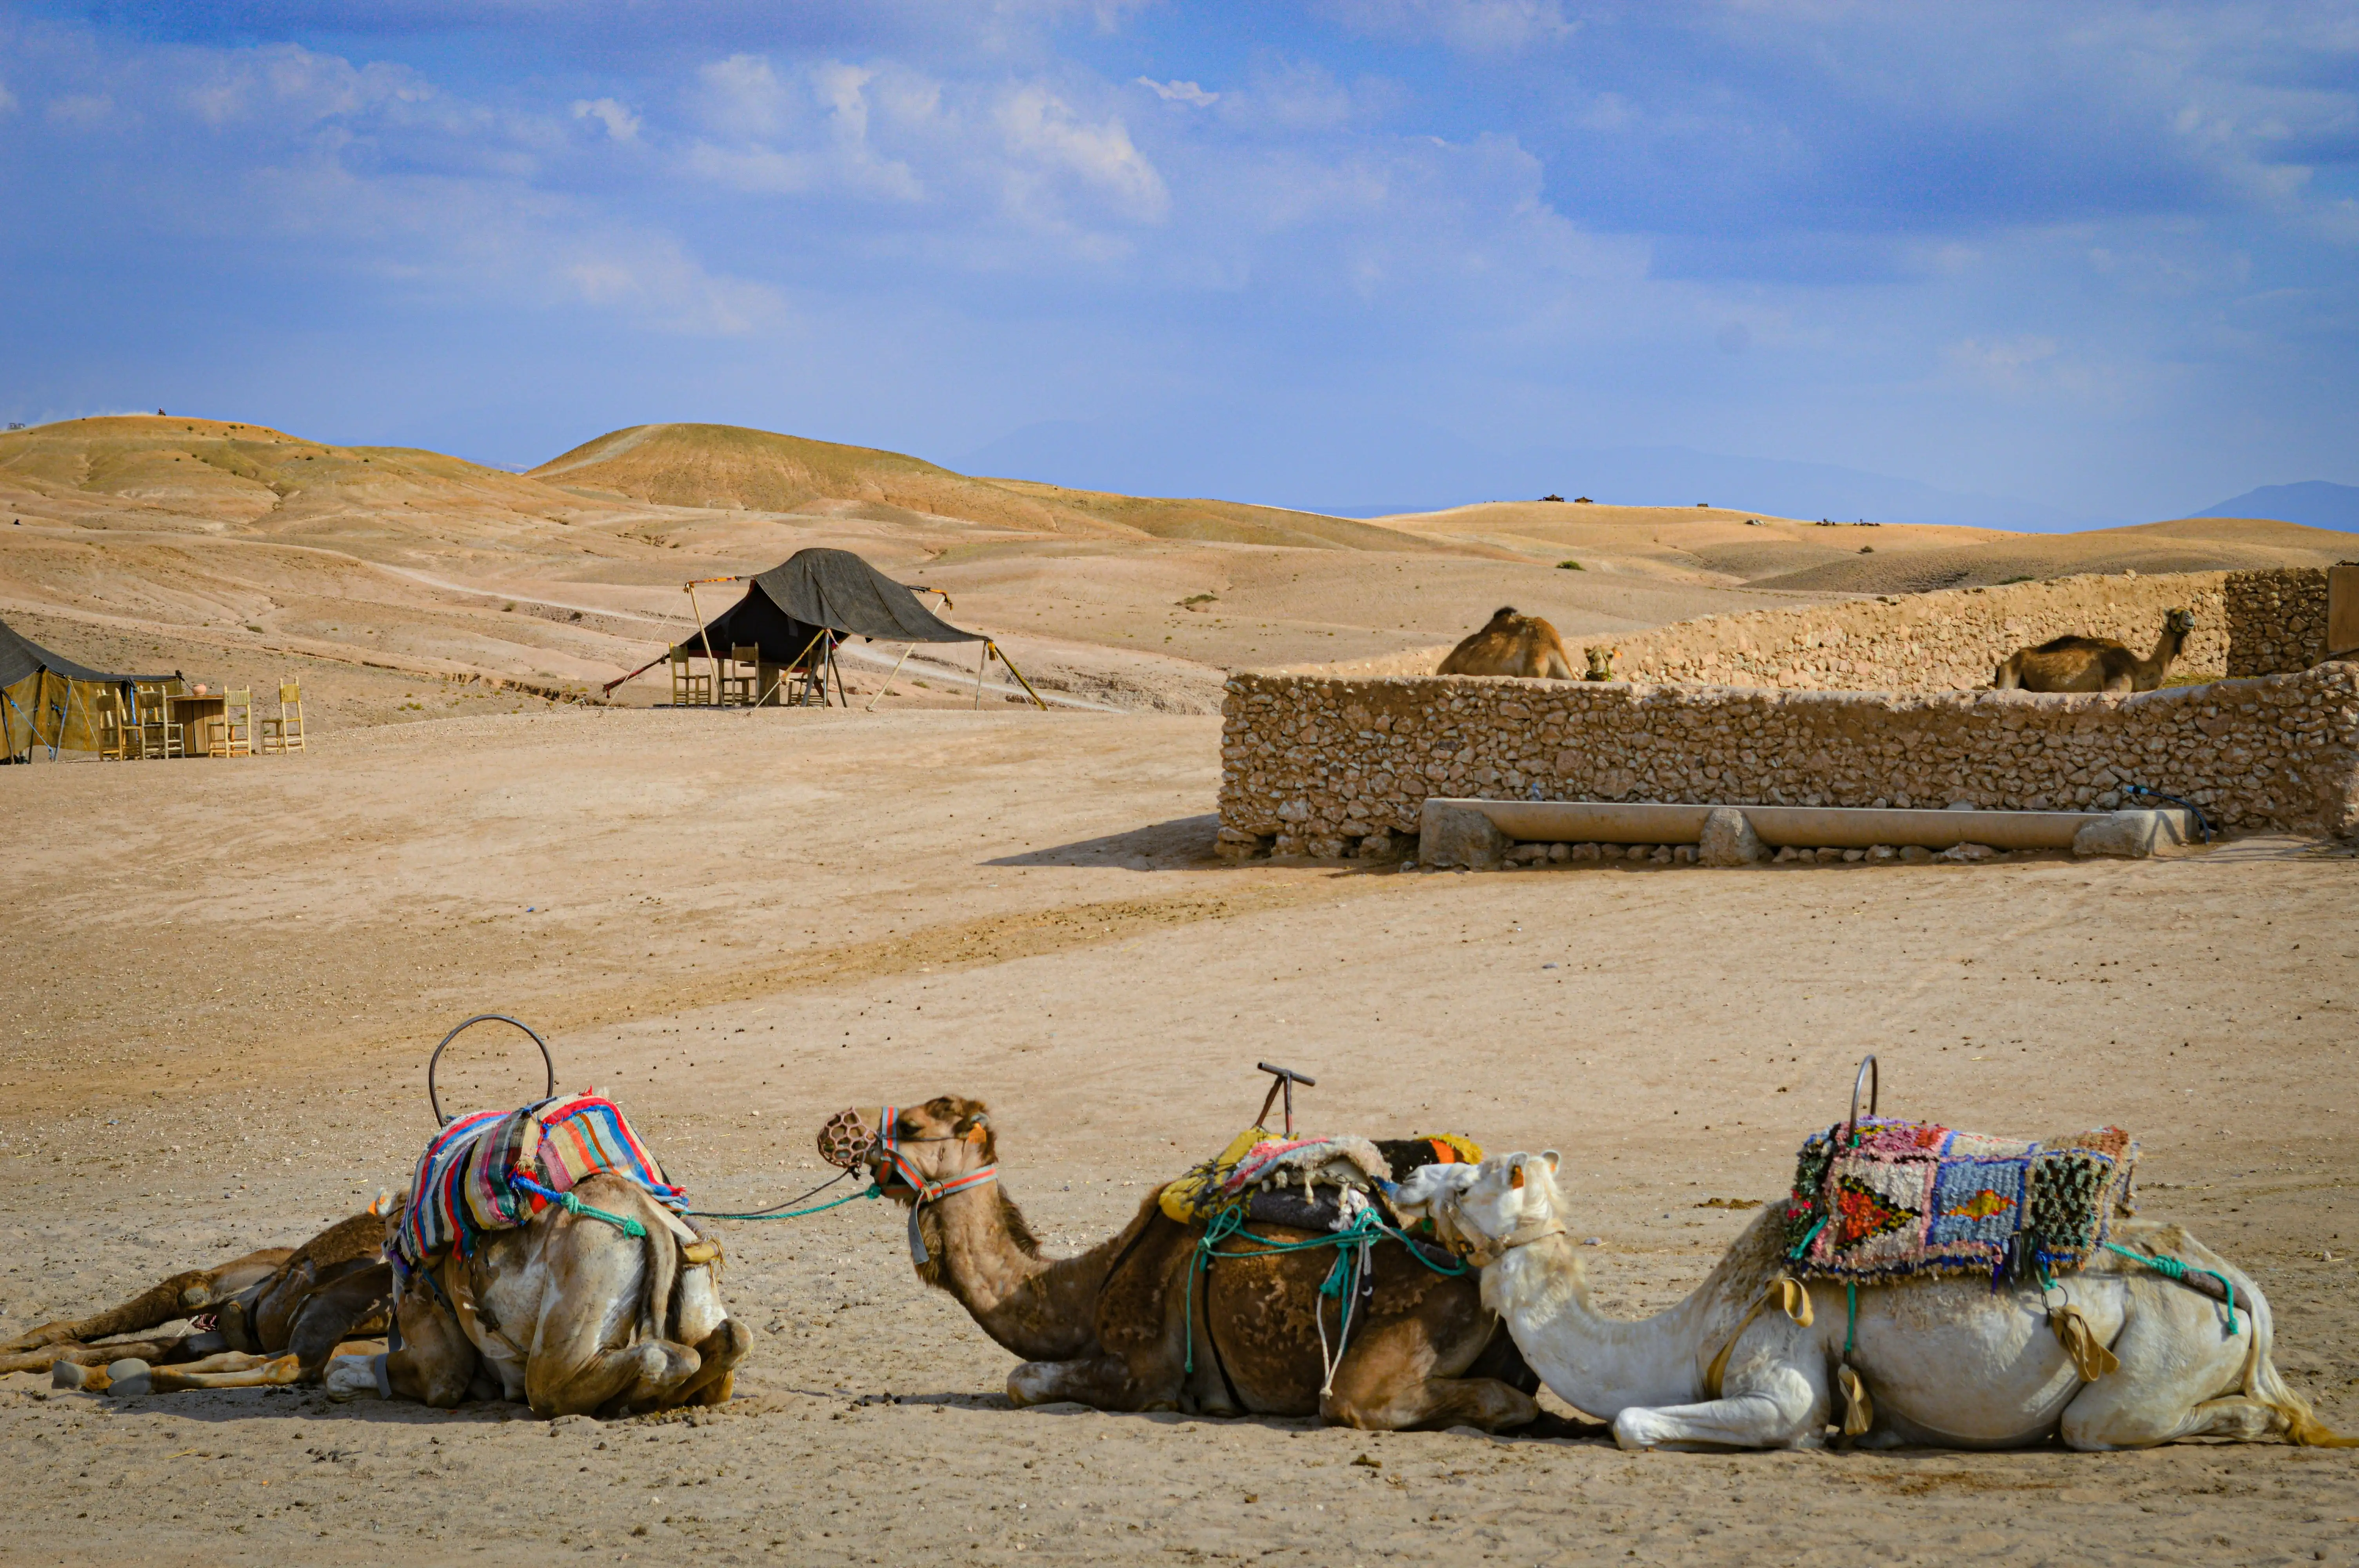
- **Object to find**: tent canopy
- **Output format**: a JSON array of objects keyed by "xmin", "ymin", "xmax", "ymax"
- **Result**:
[
  {"xmin": 0, "ymin": 615, "xmax": 177, "ymax": 758},
  {"xmin": 672, "ymin": 548, "xmax": 980, "ymax": 666}
]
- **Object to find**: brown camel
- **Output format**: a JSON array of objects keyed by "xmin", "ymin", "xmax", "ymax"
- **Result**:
[
  {"xmin": 321, "ymin": 1172, "xmax": 749, "ymax": 1417},
  {"xmin": 1994, "ymin": 608, "xmax": 2196, "ymax": 693},
  {"xmin": 846, "ymin": 1097, "xmax": 1547, "ymax": 1431},
  {"xmin": 1439, "ymin": 607, "xmax": 1575, "ymax": 680},
  {"xmin": 16, "ymin": 1205, "xmax": 396, "ymax": 1394}
]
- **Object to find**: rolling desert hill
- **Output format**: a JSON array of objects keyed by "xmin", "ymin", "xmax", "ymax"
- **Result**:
[{"xmin": 6, "ymin": 414, "xmax": 2355, "ymax": 731}]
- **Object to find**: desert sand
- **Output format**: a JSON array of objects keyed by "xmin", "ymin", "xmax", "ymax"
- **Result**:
[
  {"xmin": 3, "ymin": 416, "xmax": 2356, "ymax": 1565},
  {"xmin": 2, "ymin": 706, "xmax": 2355, "ymax": 1566}
]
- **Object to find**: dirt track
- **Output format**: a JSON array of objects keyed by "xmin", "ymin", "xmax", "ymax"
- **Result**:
[{"xmin": 3, "ymin": 708, "xmax": 2355, "ymax": 1566}]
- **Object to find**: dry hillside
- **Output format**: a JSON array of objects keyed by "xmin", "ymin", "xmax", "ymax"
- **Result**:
[{"xmin": 6, "ymin": 415, "xmax": 2355, "ymax": 728}]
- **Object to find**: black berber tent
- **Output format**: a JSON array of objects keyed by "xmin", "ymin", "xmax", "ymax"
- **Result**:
[
  {"xmin": 608, "ymin": 547, "xmax": 1043, "ymax": 706},
  {"xmin": 679, "ymin": 547, "xmax": 980, "ymax": 666},
  {"xmin": 0, "ymin": 615, "xmax": 176, "ymax": 760}
]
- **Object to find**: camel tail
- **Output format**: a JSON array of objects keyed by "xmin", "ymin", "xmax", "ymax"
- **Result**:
[{"xmin": 2215, "ymin": 1249, "xmax": 2359, "ymax": 1447}]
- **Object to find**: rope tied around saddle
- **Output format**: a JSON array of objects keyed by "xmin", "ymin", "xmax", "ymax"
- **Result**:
[
  {"xmin": 1183, "ymin": 1201, "xmax": 1468, "ymax": 1397},
  {"xmin": 510, "ymin": 1173, "xmax": 646, "ymax": 1238}
]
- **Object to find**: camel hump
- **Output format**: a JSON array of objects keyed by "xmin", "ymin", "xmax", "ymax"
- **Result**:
[{"xmin": 2032, "ymin": 634, "xmax": 2111, "ymax": 654}]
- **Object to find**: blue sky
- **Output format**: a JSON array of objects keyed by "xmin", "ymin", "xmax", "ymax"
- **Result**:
[{"xmin": 2, "ymin": 1, "xmax": 2354, "ymax": 524}]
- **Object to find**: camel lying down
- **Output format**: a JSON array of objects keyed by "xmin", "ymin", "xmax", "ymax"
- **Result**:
[
  {"xmin": 6, "ymin": 1206, "xmax": 394, "ymax": 1395},
  {"xmin": 1398, "ymin": 1153, "xmax": 2354, "ymax": 1452},
  {"xmin": 323, "ymin": 1172, "xmax": 749, "ymax": 1418}
]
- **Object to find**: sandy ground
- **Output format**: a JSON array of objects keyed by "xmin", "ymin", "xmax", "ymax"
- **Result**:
[{"xmin": 3, "ymin": 706, "xmax": 2355, "ymax": 1566}]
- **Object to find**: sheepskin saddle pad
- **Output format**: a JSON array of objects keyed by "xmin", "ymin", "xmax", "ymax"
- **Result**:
[
  {"xmin": 392, "ymin": 1093, "xmax": 687, "ymax": 1281},
  {"xmin": 1785, "ymin": 1117, "xmax": 2137, "ymax": 1284},
  {"xmin": 1159, "ymin": 1128, "xmax": 1484, "ymax": 1228}
]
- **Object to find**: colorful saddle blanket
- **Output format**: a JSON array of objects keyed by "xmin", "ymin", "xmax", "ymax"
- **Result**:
[
  {"xmin": 391, "ymin": 1094, "xmax": 685, "ymax": 1281},
  {"xmin": 1158, "ymin": 1127, "xmax": 1483, "ymax": 1225},
  {"xmin": 1784, "ymin": 1118, "xmax": 2136, "ymax": 1284}
]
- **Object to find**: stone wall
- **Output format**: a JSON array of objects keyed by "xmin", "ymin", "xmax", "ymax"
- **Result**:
[
  {"xmin": 1577, "ymin": 572, "xmax": 2231, "ymax": 693},
  {"xmin": 2225, "ymin": 568, "xmax": 2328, "ymax": 677},
  {"xmin": 1216, "ymin": 664, "xmax": 2359, "ymax": 857},
  {"xmin": 1279, "ymin": 568, "xmax": 2334, "ymax": 694}
]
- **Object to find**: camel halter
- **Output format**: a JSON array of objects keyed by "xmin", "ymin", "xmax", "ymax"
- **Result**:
[
  {"xmin": 1451, "ymin": 1216, "xmax": 1567, "ymax": 1269},
  {"xmin": 871, "ymin": 1105, "xmax": 998, "ymax": 1266}
]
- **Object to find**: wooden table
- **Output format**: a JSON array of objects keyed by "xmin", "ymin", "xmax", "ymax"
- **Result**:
[{"xmin": 170, "ymin": 694, "xmax": 226, "ymax": 757}]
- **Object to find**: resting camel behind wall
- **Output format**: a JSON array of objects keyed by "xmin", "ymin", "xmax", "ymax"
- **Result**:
[
  {"xmin": 1439, "ymin": 607, "xmax": 1576, "ymax": 680},
  {"xmin": 1995, "ymin": 608, "xmax": 2196, "ymax": 693}
]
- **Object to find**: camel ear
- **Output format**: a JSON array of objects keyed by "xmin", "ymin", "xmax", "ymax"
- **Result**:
[
  {"xmin": 369, "ymin": 1188, "xmax": 394, "ymax": 1217},
  {"xmin": 1541, "ymin": 1150, "xmax": 1560, "ymax": 1176}
]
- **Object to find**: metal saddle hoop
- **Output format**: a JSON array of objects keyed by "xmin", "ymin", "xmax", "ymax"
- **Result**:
[
  {"xmin": 427, "ymin": 1014, "xmax": 557, "ymax": 1127},
  {"xmin": 1845, "ymin": 1054, "xmax": 1879, "ymax": 1145}
]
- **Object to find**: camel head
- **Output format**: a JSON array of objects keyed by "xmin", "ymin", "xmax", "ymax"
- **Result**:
[
  {"xmin": 1583, "ymin": 645, "xmax": 1617, "ymax": 681},
  {"xmin": 2165, "ymin": 608, "xmax": 2195, "ymax": 636},
  {"xmin": 1389, "ymin": 1161, "xmax": 1483, "ymax": 1249},
  {"xmin": 1436, "ymin": 1151, "xmax": 1565, "ymax": 1259},
  {"xmin": 1487, "ymin": 605, "xmax": 1519, "ymax": 625},
  {"xmin": 838, "ymin": 1097, "xmax": 998, "ymax": 1202}
]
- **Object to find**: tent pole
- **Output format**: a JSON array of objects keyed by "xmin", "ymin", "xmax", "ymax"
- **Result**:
[
  {"xmin": 973, "ymin": 642, "xmax": 990, "ymax": 708},
  {"xmin": 602, "ymin": 651, "xmax": 667, "ymax": 698},
  {"xmin": 865, "ymin": 643, "xmax": 918, "ymax": 712},
  {"xmin": 685, "ymin": 583, "xmax": 718, "ymax": 706},
  {"xmin": 783, "ymin": 627, "xmax": 829, "ymax": 707},
  {"xmin": 827, "ymin": 634, "xmax": 848, "ymax": 707},
  {"xmin": 990, "ymin": 643, "xmax": 1049, "ymax": 711}
]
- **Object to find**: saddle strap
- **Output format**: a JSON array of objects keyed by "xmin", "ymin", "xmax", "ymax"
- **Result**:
[
  {"xmin": 1702, "ymin": 1274, "xmax": 1814, "ymax": 1400},
  {"xmin": 2049, "ymin": 1303, "xmax": 2121, "ymax": 1381}
]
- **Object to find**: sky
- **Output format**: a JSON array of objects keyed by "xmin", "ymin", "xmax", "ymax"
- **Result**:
[{"xmin": 1, "ymin": 1, "xmax": 2355, "ymax": 524}]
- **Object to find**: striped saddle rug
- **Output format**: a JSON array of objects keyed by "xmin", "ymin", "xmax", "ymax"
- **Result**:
[
  {"xmin": 1784, "ymin": 1117, "xmax": 2137, "ymax": 1285},
  {"xmin": 391, "ymin": 1094, "xmax": 685, "ymax": 1281}
]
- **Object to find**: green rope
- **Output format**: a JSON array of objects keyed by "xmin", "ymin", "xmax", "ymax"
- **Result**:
[
  {"xmin": 2103, "ymin": 1241, "xmax": 2239, "ymax": 1333},
  {"xmin": 1788, "ymin": 1213, "xmax": 1828, "ymax": 1262},
  {"xmin": 687, "ymin": 1186, "xmax": 882, "ymax": 1222},
  {"xmin": 1181, "ymin": 1204, "xmax": 1465, "ymax": 1374},
  {"xmin": 554, "ymin": 1191, "xmax": 646, "ymax": 1237},
  {"xmin": 1845, "ymin": 1281, "xmax": 1857, "ymax": 1356}
]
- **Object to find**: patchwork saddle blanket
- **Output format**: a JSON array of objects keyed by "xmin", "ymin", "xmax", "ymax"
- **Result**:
[
  {"xmin": 1785, "ymin": 1117, "xmax": 2137, "ymax": 1284},
  {"xmin": 391, "ymin": 1093, "xmax": 685, "ymax": 1281},
  {"xmin": 1158, "ymin": 1127, "xmax": 1483, "ymax": 1227}
]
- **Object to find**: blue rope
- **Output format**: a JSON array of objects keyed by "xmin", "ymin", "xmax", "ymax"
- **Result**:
[{"xmin": 687, "ymin": 1185, "xmax": 883, "ymax": 1221}]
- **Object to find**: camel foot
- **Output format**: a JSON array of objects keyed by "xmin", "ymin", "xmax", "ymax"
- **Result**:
[
  {"xmin": 111, "ymin": 1359, "xmax": 155, "ymax": 1396},
  {"xmin": 53, "ymin": 1360, "xmax": 106, "ymax": 1392},
  {"xmin": 0, "ymin": 1323, "xmax": 79, "ymax": 1354},
  {"xmin": 324, "ymin": 1354, "xmax": 389, "ymax": 1403}
]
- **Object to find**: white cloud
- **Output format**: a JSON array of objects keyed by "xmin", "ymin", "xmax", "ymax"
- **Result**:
[
  {"xmin": 697, "ymin": 54, "xmax": 790, "ymax": 140},
  {"xmin": 0, "ymin": 83, "xmax": 18, "ymax": 116},
  {"xmin": 1138, "ymin": 78, "xmax": 1217, "ymax": 107},
  {"xmin": 572, "ymin": 97, "xmax": 641, "ymax": 142},
  {"xmin": 999, "ymin": 87, "xmax": 1167, "ymax": 221},
  {"xmin": 685, "ymin": 56, "xmax": 924, "ymax": 201}
]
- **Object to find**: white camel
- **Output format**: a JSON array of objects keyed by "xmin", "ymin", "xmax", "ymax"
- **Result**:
[{"xmin": 1394, "ymin": 1153, "xmax": 2350, "ymax": 1452}]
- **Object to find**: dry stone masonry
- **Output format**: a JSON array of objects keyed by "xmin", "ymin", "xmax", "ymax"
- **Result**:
[
  {"xmin": 2224, "ymin": 568, "xmax": 2330, "ymax": 678},
  {"xmin": 1218, "ymin": 663, "xmax": 2359, "ymax": 860}
]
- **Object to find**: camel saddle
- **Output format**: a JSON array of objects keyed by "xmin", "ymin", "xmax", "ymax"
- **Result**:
[
  {"xmin": 1159, "ymin": 1128, "xmax": 1482, "ymax": 1265},
  {"xmin": 1785, "ymin": 1117, "xmax": 2137, "ymax": 1285}
]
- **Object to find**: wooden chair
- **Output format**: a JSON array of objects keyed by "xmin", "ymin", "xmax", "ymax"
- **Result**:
[
  {"xmin": 722, "ymin": 644, "xmax": 761, "ymax": 706},
  {"xmin": 94, "ymin": 689, "xmax": 134, "ymax": 760},
  {"xmin": 220, "ymin": 689, "xmax": 254, "ymax": 757},
  {"xmin": 670, "ymin": 650, "xmax": 712, "ymax": 707},
  {"xmin": 133, "ymin": 680, "xmax": 184, "ymax": 759},
  {"xmin": 258, "ymin": 681, "xmax": 305, "ymax": 753}
]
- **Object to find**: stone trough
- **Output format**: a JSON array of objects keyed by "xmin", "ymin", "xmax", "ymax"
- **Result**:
[{"xmin": 1418, "ymin": 797, "xmax": 2201, "ymax": 870}]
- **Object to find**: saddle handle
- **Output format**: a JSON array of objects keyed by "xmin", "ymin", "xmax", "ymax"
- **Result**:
[
  {"xmin": 1255, "ymin": 1061, "xmax": 1316, "ymax": 1139},
  {"xmin": 428, "ymin": 1014, "xmax": 557, "ymax": 1127},
  {"xmin": 1846, "ymin": 1054, "xmax": 1878, "ymax": 1145}
]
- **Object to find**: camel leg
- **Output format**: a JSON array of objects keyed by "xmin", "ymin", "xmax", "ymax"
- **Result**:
[
  {"xmin": 0, "ymin": 1251, "xmax": 290, "ymax": 1354},
  {"xmin": 383, "ymin": 1287, "xmax": 480, "ymax": 1408},
  {"xmin": 1318, "ymin": 1316, "xmax": 1539, "ymax": 1432},
  {"xmin": 1, "ymin": 1331, "xmax": 226, "ymax": 1374},
  {"xmin": 1007, "ymin": 1355, "xmax": 1155, "ymax": 1410},
  {"xmin": 1609, "ymin": 1363, "xmax": 1827, "ymax": 1451},
  {"xmin": 676, "ymin": 1319, "xmax": 752, "ymax": 1407},
  {"xmin": 2056, "ymin": 1293, "xmax": 2257, "ymax": 1450}
]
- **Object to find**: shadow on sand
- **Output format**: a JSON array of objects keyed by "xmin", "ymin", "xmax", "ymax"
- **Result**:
[{"xmin": 986, "ymin": 814, "xmax": 1223, "ymax": 871}]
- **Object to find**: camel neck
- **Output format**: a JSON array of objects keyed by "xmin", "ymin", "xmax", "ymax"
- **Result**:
[
  {"xmin": 921, "ymin": 1184, "xmax": 1112, "ymax": 1364},
  {"xmin": 1482, "ymin": 1236, "xmax": 1717, "ymax": 1417}
]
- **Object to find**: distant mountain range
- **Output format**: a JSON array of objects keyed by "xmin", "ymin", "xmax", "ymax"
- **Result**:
[
  {"xmin": 959, "ymin": 420, "xmax": 2121, "ymax": 532},
  {"xmin": 2184, "ymin": 481, "xmax": 2359, "ymax": 532}
]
